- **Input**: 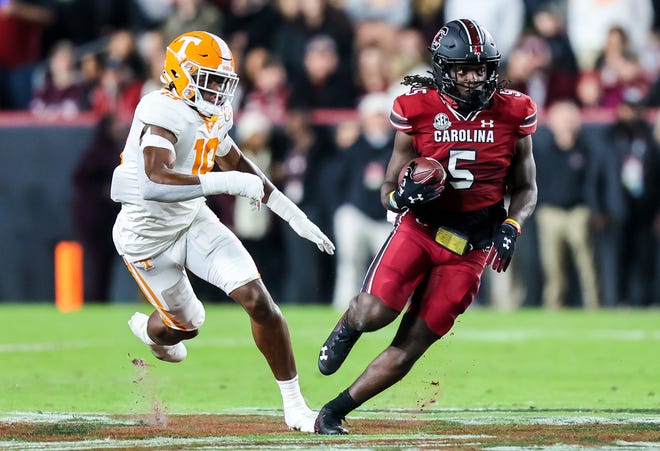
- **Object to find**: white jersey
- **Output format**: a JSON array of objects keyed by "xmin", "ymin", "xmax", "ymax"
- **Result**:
[{"xmin": 111, "ymin": 89, "xmax": 234, "ymax": 261}]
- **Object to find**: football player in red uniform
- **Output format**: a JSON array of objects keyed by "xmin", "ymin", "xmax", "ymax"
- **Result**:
[{"xmin": 315, "ymin": 19, "xmax": 538, "ymax": 434}]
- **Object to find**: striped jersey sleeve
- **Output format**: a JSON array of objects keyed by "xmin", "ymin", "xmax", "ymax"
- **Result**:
[
  {"xmin": 390, "ymin": 97, "xmax": 412, "ymax": 133},
  {"xmin": 518, "ymin": 95, "xmax": 538, "ymax": 136}
]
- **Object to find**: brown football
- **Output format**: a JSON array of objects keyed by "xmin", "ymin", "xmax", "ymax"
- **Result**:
[{"xmin": 398, "ymin": 157, "xmax": 446, "ymax": 185}]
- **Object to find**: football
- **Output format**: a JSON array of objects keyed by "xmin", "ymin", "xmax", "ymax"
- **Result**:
[{"xmin": 398, "ymin": 157, "xmax": 446, "ymax": 186}]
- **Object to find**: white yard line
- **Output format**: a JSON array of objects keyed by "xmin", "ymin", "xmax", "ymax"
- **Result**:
[
  {"xmin": 1, "ymin": 411, "xmax": 658, "ymax": 450},
  {"xmin": 2, "ymin": 410, "xmax": 658, "ymax": 425},
  {"xmin": 0, "ymin": 433, "xmax": 490, "ymax": 450},
  {"xmin": 1, "ymin": 330, "xmax": 657, "ymax": 354},
  {"xmin": 0, "ymin": 337, "xmax": 254, "ymax": 353}
]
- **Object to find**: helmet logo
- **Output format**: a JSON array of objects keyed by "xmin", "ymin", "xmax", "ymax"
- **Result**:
[
  {"xmin": 430, "ymin": 26, "xmax": 448, "ymax": 51},
  {"xmin": 175, "ymin": 35, "xmax": 202, "ymax": 59},
  {"xmin": 433, "ymin": 113, "xmax": 451, "ymax": 131}
]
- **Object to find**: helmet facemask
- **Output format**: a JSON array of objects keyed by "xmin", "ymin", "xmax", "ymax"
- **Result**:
[
  {"xmin": 432, "ymin": 59, "xmax": 499, "ymax": 112},
  {"xmin": 429, "ymin": 19, "xmax": 501, "ymax": 114},
  {"xmin": 161, "ymin": 31, "xmax": 240, "ymax": 117},
  {"xmin": 178, "ymin": 59, "xmax": 238, "ymax": 117}
]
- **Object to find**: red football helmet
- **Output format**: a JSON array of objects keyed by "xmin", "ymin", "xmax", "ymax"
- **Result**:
[{"xmin": 429, "ymin": 19, "xmax": 501, "ymax": 111}]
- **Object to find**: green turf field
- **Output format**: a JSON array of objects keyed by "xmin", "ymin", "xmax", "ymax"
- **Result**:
[{"xmin": 1, "ymin": 303, "xmax": 658, "ymax": 415}]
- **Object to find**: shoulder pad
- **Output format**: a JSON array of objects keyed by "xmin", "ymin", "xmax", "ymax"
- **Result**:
[{"xmin": 135, "ymin": 90, "xmax": 194, "ymax": 140}]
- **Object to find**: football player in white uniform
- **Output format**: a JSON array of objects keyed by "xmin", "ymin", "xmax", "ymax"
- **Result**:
[{"xmin": 110, "ymin": 31, "xmax": 335, "ymax": 432}]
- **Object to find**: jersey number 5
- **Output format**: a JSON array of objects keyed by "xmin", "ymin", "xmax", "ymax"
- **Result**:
[
  {"xmin": 192, "ymin": 138, "xmax": 218, "ymax": 174},
  {"xmin": 447, "ymin": 148, "xmax": 476, "ymax": 189}
]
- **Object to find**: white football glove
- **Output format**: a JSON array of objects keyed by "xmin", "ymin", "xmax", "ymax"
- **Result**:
[
  {"xmin": 198, "ymin": 171, "xmax": 264, "ymax": 203},
  {"xmin": 289, "ymin": 215, "xmax": 335, "ymax": 254},
  {"xmin": 267, "ymin": 189, "xmax": 335, "ymax": 255}
]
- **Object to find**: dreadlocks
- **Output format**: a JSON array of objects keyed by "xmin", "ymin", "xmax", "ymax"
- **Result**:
[
  {"xmin": 402, "ymin": 73, "xmax": 509, "ymax": 91},
  {"xmin": 402, "ymin": 73, "xmax": 437, "ymax": 89}
]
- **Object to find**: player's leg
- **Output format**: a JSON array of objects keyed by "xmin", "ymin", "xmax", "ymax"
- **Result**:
[
  {"xmin": 124, "ymin": 243, "xmax": 205, "ymax": 362},
  {"xmin": 319, "ymin": 224, "xmax": 430, "ymax": 375},
  {"xmin": 316, "ymin": 312, "xmax": 439, "ymax": 434},
  {"xmin": 316, "ymin": 248, "xmax": 487, "ymax": 434},
  {"xmin": 186, "ymin": 207, "xmax": 315, "ymax": 432},
  {"xmin": 230, "ymin": 279, "xmax": 295, "ymax": 379},
  {"xmin": 318, "ymin": 292, "xmax": 398, "ymax": 376}
]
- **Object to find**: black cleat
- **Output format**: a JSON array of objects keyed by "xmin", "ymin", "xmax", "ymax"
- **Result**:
[
  {"xmin": 314, "ymin": 407, "xmax": 348, "ymax": 434},
  {"xmin": 318, "ymin": 314, "xmax": 362, "ymax": 375}
]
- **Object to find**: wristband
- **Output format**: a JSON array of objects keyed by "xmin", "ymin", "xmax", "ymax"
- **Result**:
[
  {"xmin": 388, "ymin": 191, "xmax": 402, "ymax": 211},
  {"xmin": 503, "ymin": 218, "xmax": 522, "ymax": 236}
]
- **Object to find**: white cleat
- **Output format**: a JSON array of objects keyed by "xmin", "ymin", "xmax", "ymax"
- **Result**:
[
  {"xmin": 128, "ymin": 312, "xmax": 187, "ymax": 363},
  {"xmin": 284, "ymin": 406, "xmax": 317, "ymax": 433}
]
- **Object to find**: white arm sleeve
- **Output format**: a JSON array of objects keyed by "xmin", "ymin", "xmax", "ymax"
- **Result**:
[
  {"xmin": 266, "ymin": 189, "xmax": 305, "ymax": 222},
  {"xmin": 199, "ymin": 171, "xmax": 264, "ymax": 201},
  {"xmin": 266, "ymin": 189, "xmax": 336, "ymax": 254},
  {"xmin": 137, "ymin": 169, "xmax": 264, "ymax": 203},
  {"xmin": 138, "ymin": 173, "xmax": 205, "ymax": 202}
]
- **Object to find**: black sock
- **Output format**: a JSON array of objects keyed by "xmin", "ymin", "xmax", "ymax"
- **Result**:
[
  {"xmin": 326, "ymin": 389, "xmax": 361, "ymax": 417},
  {"xmin": 341, "ymin": 315, "xmax": 362, "ymax": 339}
]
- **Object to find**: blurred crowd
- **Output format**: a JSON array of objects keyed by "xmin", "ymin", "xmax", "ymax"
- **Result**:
[{"xmin": 1, "ymin": 0, "xmax": 659, "ymax": 307}]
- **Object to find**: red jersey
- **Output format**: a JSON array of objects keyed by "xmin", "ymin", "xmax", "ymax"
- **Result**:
[{"xmin": 390, "ymin": 87, "xmax": 537, "ymax": 212}]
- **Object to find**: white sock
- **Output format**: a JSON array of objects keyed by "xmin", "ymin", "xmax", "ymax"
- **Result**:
[
  {"xmin": 277, "ymin": 375, "xmax": 309, "ymax": 411},
  {"xmin": 136, "ymin": 316, "xmax": 157, "ymax": 346},
  {"xmin": 142, "ymin": 330, "xmax": 157, "ymax": 346}
]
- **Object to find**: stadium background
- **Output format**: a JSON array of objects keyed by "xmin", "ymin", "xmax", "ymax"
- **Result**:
[{"xmin": 0, "ymin": 0, "xmax": 658, "ymax": 307}]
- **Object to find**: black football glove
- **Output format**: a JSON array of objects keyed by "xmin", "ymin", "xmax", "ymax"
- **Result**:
[
  {"xmin": 486, "ymin": 223, "xmax": 519, "ymax": 272},
  {"xmin": 391, "ymin": 162, "xmax": 445, "ymax": 211}
]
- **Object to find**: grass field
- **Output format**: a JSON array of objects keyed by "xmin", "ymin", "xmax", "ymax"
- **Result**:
[{"xmin": 1, "ymin": 303, "xmax": 658, "ymax": 449}]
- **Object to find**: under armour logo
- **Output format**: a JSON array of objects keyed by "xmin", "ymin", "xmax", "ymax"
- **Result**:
[
  {"xmin": 407, "ymin": 194, "xmax": 425, "ymax": 204},
  {"xmin": 502, "ymin": 237, "xmax": 512, "ymax": 250},
  {"xmin": 481, "ymin": 119, "xmax": 494, "ymax": 128},
  {"xmin": 319, "ymin": 346, "xmax": 328, "ymax": 361}
]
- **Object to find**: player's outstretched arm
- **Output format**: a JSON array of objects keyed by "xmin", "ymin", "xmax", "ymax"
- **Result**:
[
  {"xmin": 215, "ymin": 139, "xmax": 335, "ymax": 255},
  {"xmin": 266, "ymin": 189, "xmax": 335, "ymax": 254}
]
